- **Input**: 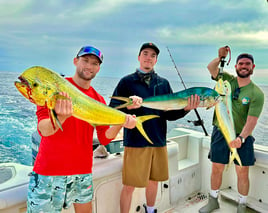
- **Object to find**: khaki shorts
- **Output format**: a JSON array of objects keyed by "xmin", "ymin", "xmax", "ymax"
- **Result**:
[{"xmin": 122, "ymin": 146, "xmax": 169, "ymax": 187}]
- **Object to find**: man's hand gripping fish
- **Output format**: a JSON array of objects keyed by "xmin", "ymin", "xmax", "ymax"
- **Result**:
[{"xmin": 14, "ymin": 66, "xmax": 159, "ymax": 144}]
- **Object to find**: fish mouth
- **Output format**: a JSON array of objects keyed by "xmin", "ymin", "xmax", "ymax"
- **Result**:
[
  {"xmin": 14, "ymin": 75, "xmax": 33, "ymax": 101},
  {"xmin": 17, "ymin": 76, "xmax": 29, "ymax": 87}
]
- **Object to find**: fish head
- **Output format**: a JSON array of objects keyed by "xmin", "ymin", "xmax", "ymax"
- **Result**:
[
  {"xmin": 215, "ymin": 78, "xmax": 231, "ymax": 96},
  {"xmin": 223, "ymin": 80, "xmax": 232, "ymax": 96},
  {"xmin": 215, "ymin": 78, "xmax": 224, "ymax": 95},
  {"xmin": 14, "ymin": 66, "xmax": 60, "ymax": 108},
  {"xmin": 210, "ymin": 92, "xmax": 221, "ymax": 107},
  {"xmin": 203, "ymin": 88, "xmax": 222, "ymax": 109}
]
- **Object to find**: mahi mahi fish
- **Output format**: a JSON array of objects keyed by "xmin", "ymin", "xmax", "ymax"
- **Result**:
[
  {"xmin": 215, "ymin": 78, "xmax": 242, "ymax": 167},
  {"xmin": 112, "ymin": 87, "xmax": 220, "ymax": 110},
  {"xmin": 14, "ymin": 66, "xmax": 159, "ymax": 144}
]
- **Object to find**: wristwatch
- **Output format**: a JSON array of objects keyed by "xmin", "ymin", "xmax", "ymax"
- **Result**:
[{"xmin": 238, "ymin": 135, "xmax": 245, "ymax": 143}]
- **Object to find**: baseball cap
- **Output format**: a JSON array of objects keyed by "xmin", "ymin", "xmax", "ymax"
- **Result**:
[
  {"xmin": 77, "ymin": 46, "xmax": 103, "ymax": 63},
  {"xmin": 236, "ymin": 53, "xmax": 254, "ymax": 64},
  {"xmin": 139, "ymin": 42, "xmax": 160, "ymax": 55}
]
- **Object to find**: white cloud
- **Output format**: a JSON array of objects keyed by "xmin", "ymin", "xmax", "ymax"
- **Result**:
[
  {"xmin": 0, "ymin": 0, "xmax": 32, "ymax": 16},
  {"xmin": 209, "ymin": 0, "xmax": 267, "ymax": 12},
  {"xmin": 0, "ymin": 0, "xmax": 267, "ymax": 83},
  {"xmin": 156, "ymin": 21, "xmax": 268, "ymax": 47}
]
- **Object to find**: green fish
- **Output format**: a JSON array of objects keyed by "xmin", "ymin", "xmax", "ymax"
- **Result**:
[
  {"xmin": 112, "ymin": 87, "xmax": 220, "ymax": 110},
  {"xmin": 215, "ymin": 79, "xmax": 242, "ymax": 167},
  {"xmin": 14, "ymin": 66, "xmax": 159, "ymax": 144}
]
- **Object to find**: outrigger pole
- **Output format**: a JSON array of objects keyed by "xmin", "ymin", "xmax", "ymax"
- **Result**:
[{"xmin": 166, "ymin": 46, "xmax": 209, "ymax": 136}]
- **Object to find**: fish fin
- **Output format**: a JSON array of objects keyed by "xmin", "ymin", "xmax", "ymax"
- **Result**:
[
  {"xmin": 110, "ymin": 96, "xmax": 133, "ymax": 109},
  {"xmin": 46, "ymin": 93, "xmax": 68, "ymax": 131},
  {"xmin": 206, "ymin": 105, "xmax": 214, "ymax": 110},
  {"xmin": 226, "ymin": 153, "xmax": 234, "ymax": 171},
  {"xmin": 49, "ymin": 109, "xmax": 63, "ymax": 131},
  {"xmin": 135, "ymin": 115, "xmax": 159, "ymax": 144},
  {"xmin": 47, "ymin": 93, "xmax": 69, "ymax": 109},
  {"xmin": 57, "ymin": 94, "xmax": 69, "ymax": 100},
  {"xmin": 229, "ymin": 150, "xmax": 242, "ymax": 167},
  {"xmin": 49, "ymin": 109, "xmax": 57, "ymax": 130},
  {"xmin": 226, "ymin": 154, "xmax": 235, "ymax": 170}
]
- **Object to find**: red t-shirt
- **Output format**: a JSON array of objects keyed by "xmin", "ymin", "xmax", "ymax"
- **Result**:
[{"xmin": 33, "ymin": 77, "xmax": 112, "ymax": 176}]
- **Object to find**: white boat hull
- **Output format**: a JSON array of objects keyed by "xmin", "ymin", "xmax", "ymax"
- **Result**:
[{"xmin": 1, "ymin": 128, "xmax": 268, "ymax": 213}]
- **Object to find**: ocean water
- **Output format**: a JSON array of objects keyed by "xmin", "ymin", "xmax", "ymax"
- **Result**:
[{"xmin": 0, "ymin": 71, "xmax": 267, "ymax": 166}]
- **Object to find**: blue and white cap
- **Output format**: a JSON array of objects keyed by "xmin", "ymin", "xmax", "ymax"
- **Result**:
[{"xmin": 77, "ymin": 46, "xmax": 103, "ymax": 63}]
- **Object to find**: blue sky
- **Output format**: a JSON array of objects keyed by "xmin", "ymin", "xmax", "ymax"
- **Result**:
[{"xmin": 0, "ymin": 0, "xmax": 268, "ymax": 84}]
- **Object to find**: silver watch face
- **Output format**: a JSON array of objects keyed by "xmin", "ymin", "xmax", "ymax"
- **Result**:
[{"xmin": 239, "ymin": 136, "xmax": 245, "ymax": 143}]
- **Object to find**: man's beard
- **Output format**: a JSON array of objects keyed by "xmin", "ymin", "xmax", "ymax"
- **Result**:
[
  {"xmin": 236, "ymin": 68, "xmax": 252, "ymax": 78},
  {"xmin": 77, "ymin": 69, "xmax": 96, "ymax": 81}
]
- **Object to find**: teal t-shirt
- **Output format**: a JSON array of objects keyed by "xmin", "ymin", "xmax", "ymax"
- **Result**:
[{"xmin": 213, "ymin": 72, "xmax": 264, "ymax": 134}]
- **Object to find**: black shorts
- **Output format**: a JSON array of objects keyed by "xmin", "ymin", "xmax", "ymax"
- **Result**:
[{"xmin": 209, "ymin": 126, "xmax": 255, "ymax": 166}]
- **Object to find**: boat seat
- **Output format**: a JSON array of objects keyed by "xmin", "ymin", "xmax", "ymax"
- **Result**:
[
  {"xmin": 0, "ymin": 163, "xmax": 33, "ymax": 210},
  {"xmin": 0, "ymin": 167, "xmax": 13, "ymax": 184},
  {"xmin": 93, "ymin": 154, "xmax": 123, "ymax": 180}
]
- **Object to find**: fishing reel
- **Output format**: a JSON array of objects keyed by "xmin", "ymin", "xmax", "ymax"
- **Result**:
[{"xmin": 187, "ymin": 119, "xmax": 204, "ymax": 126}]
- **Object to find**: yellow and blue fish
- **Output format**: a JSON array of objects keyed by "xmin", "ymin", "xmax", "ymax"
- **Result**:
[
  {"xmin": 215, "ymin": 79, "xmax": 242, "ymax": 167},
  {"xmin": 112, "ymin": 87, "xmax": 221, "ymax": 111},
  {"xmin": 14, "ymin": 66, "xmax": 159, "ymax": 144}
]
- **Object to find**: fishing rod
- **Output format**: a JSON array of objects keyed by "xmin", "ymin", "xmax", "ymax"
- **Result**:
[{"xmin": 166, "ymin": 46, "xmax": 209, "ymax": 136}]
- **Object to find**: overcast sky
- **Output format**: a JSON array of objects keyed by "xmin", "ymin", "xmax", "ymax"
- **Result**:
[{"xmin": 0, "ymin": 0, "xmax": 267, "ymax": 84}]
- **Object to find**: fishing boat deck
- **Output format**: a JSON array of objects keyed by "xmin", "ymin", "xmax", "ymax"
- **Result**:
[
  {"xmin": 164, "ymin": 192, "xmax": 259, "ymax": 213},
  {"xmin": 1, "ymin": 128, "xmax": 267, "ymax": 213},
  {"xmin": 61, "ymin": 190, "xmax": 260, "ymax": 213}
]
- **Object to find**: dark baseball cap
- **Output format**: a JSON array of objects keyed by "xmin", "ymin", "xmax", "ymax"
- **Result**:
[
  {"xmin": 236, "ymin": 53, "xmax": 254, "ymax": 64},
  {"xmin": 77, "ymin": 46, "xmax": 103, "ymax": 63},
  {"xmin": 139, "ymin": 42, "xmax": 160, "ymax": 55}
]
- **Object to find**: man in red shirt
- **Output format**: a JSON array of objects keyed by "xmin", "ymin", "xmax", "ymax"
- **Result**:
[{"xmin": 27, "ymin": 46, "xmax": 137, "ymax": 213}]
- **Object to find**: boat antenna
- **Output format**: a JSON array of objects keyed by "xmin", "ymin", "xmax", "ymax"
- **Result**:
[{"xmin": 166, "ymin": 46, "xmax": 209, "ymax": 136}]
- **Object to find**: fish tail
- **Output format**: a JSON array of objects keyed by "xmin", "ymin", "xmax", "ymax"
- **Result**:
[
  {"xmin": 110, "ymin": 96, "xmax": 133, "ymax": 109},
  {"xmin": 229, "ymin": 149, "xmax": 242, "ymax": 167},
  {"xmin": 135, "ymin": 115, "xmax": 159, "ymax": 144}
]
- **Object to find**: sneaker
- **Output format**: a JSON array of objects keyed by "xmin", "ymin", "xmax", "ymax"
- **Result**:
[
  {"xmin": 143, "ymin": 204, "xmax": 148, "ymax": 213},
  {"xmin": 199, "ymin": 194, "xmax": 219, "ymax": 213},
  {"xmin": 237, "ymin": 203, "xmax": 247, "ymax": 213},
  {"xmin": 143, "ymin": 204, "xmax": 157, "ymax": 213}
]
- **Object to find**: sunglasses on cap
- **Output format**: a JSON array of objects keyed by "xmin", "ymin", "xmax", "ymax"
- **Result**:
[{"xmin": 77, "ymin": 46, "xmax": 103, "ymax": 63}]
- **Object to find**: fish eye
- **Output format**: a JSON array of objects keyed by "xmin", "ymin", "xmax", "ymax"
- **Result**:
[{"xmin": 33, "ymin": 82, "xmax": 38, "ymax": 87}]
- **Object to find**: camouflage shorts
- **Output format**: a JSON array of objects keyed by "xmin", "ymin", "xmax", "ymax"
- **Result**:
[{"xmin": 27, "ymin": 172, "xmax": 93, "ymax": 213}]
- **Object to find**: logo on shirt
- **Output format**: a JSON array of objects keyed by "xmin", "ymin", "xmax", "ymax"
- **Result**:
[{"xmin": 241, "ymin": 97, "xmax": 250, "ymax": 105}]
